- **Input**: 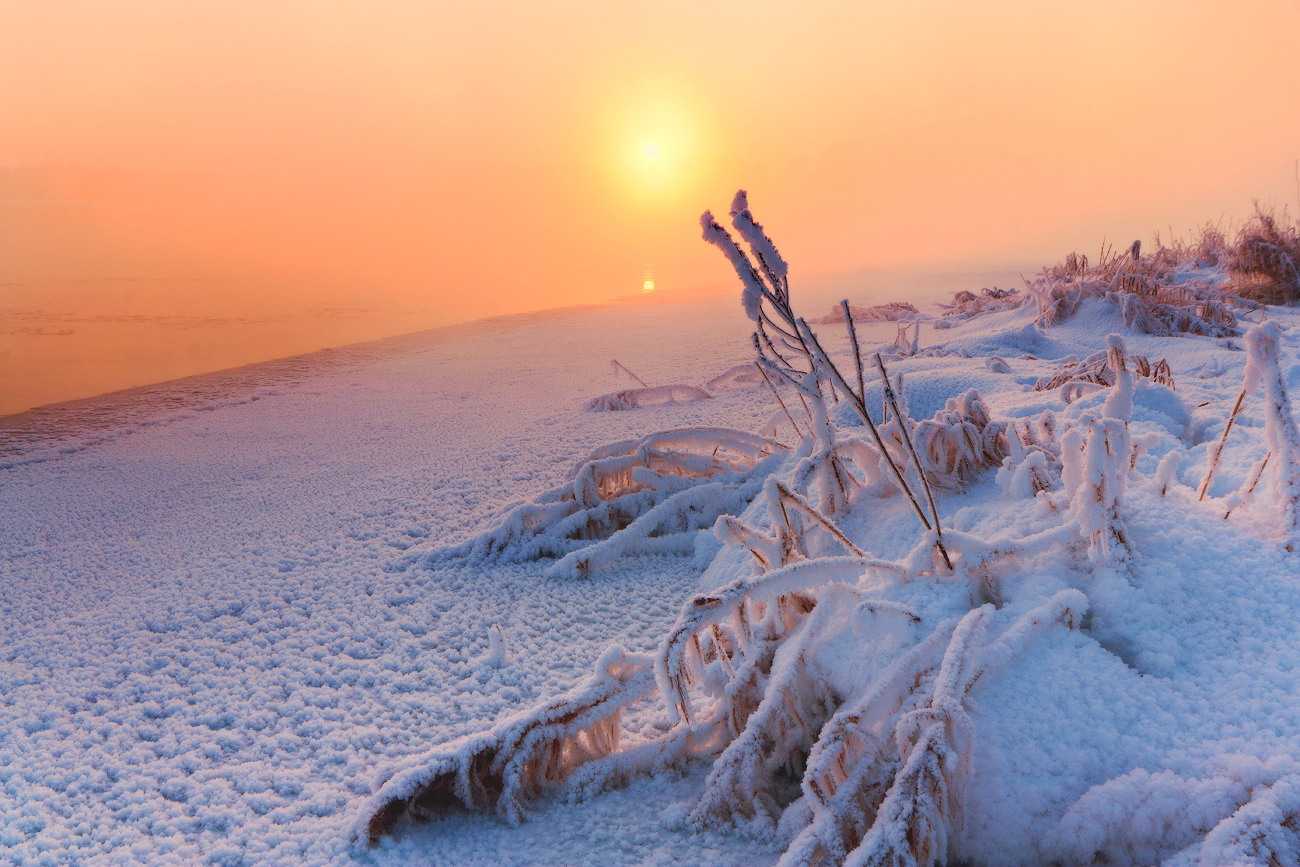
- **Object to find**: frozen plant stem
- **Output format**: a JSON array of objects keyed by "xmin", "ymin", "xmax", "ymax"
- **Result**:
[
  {"xmin": 1225, "ymin": 453, "xmax": 1271, "ymax": 520},
  {"xmin": 610, "ymin": 359, "xmax": 648, "ymax": 388},
  {"xmin": 1198, "ymin": 385, "xmax": 1250, "ymax": 501},
  {"xmin": 756, "ymin": 361, "xmax": 806, "ymax": 440},
  {"xmin": 773, "ymin": 480, "xmax": 866, "ymax": 557},
  {"xmin": 875, "ymin": 353, "xmax": 952, "ymax": 570},
  {"xmin": 797, "ymin": 319, "xmax": 951, "ymax": 569},
  {"xmin": 841, "ymin": 300, "xmax": 868, "ymax": 403}
]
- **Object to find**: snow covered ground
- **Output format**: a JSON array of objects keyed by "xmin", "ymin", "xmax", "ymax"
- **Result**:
[
  {"xmin": 3, "ymin": 269, "xmax": 1300, "ymax": 866},
  {"xmin": 0, "ymin": 291, "xmax": 858, "ymax": 866}
]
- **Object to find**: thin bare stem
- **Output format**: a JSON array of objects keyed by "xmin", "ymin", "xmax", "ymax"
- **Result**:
[
  {"xmin": 841, "ymin": 299, "xmax": 866, "ymax": 403},
  {"xmin": 875, "ymin": 354, "xmax": 951, "ymax": 570},
  {"xmin": 611, "ymin": 359, "xmax": 648, "ymax": 388},
  {"xmin": 763, "ymin": 360, "xmax": 819, "ymax": 429},
  {"xmin": 755, "ymin": 362, "xmax": 806, "ymax": 440},
  {"xmin": 774, "ymin": 481, "xmax": 865, "ymax": 557},
  {"xmin": 1198, "ymin": 386, "xmax": 1249, "ymax": 500},
  {"xmin": 797, "ymin": 320, "xmax": 941, "ymax": 548},
  {"xmin": 1225, "ymin": 452, "xmax": 1271, "ymax": 519},
  {"xmin": 756, "ymin": 322, "xmax": 794, "ymax": 372}
]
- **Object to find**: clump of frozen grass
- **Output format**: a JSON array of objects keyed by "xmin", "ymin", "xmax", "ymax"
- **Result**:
[
  {"xmin": 1023, "ymin": 235, "xmax": 1244, "ymax": 336},
  {"xmin": 938, "ymin": 212, "xmax": 1296, "ymax": 342},
  {"xmin": 363, "ymin": 193, "xmax": 1159, "ymax": 865},
  {"xmin": 356, "ymin": 645, "xmax": 658, "ymax": 843},
  {"xmin": 901, "ymin": 389, "xmax": 1008, "ymax": 493},
  {"xmin": 997, "ymin": 410, "xmax": 1063, "ymax": 501},
  {"xmin": 1228, "ymin": 206, "xmax": 1300, "ymax": 305},
  {"xmin": 1035, "ymin": 346, "xmax": 1174, "ymax": 400}
]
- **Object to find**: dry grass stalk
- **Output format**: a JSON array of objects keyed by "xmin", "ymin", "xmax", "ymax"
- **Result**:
[
  {"xmin": 1198, "ymin": 385, "xmax": 1250, "ymax": 501},
  {"xmin": 843, "ymin": 300, "xmax": 868, "ymax": 405},
  {"xmin": 1228, "ymin": 206, "xmax": 1300, "ymax": 304},
  {"xmin": 757, "ymin": 361, "xmax": 808, "ymax": 441},
  {"xmin": 1225, "ymin": 453, "xmax": 1271, "ymax": 520},
  {"xmin": 1035, "ymin": 350, "xmax": 1175, "ymax": 395},
  {"xmin": 796, "ymin": 320, "xmax": 942, "ymax": 555},
  {"xmin": 703, "ymin": 193, "xmax": 958, "ymax": 552},
  {"xmin": 875, "ymin": 353, "xmax": 949, "ymax": 568},
  {"xmin": 610, "ymin": 359, "xmax": 648, "ymax": 387}
]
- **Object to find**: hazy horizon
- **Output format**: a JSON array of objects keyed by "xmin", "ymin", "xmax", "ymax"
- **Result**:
[
  {"xmin": 3, "ymin": 0, "xmax": 1300, "ymax": 413},
  {"xmin": 0, "ymin": 260, "xmax": 1040, "ymax": 418}
]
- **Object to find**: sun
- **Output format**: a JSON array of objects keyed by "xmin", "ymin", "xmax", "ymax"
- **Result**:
[{"xmin": 594, "ymin": 80, "xmax": 720, "ymax": 204}]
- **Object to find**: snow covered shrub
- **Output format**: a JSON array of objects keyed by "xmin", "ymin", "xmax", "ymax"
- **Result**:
[
  {"xmin": 1025, "ymin": 239, "xmax": 1244, "ymax": 337},
  {"xmin": 585, "ymin": 384, "xmax": 712, "ymax": 411}
]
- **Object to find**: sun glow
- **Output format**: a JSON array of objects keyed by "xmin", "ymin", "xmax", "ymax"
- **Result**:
[{"xmin": 592, "ymin": 81, "xmax": 720, "ymax": 207}]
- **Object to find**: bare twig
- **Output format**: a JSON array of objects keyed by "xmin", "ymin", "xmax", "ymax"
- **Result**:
[
  {"xmin": 1198, "ymin": 386, "xmax": 1250, "ymax": 501},
  {"xmin": 1225, "ymin": 452, "xmax": 1271, "ymax": 519},
  {"xmin": 841, "ymin": 299, "xmax": 866, "ymax": 403},
  {"xmin": 773, "ymin": 481, "xmax": 865, "ymax": 557},
  {"xmin": 755, "ymin": 362, "xmax": 806, "ymax": 440},
  {"xmin": 875, "ymin": 354, "xmax": 952, "ymax": 570},
  {"xmin": 610, "ymin": 360, "xmax": 648, "ymax": 388},
  {"xmin": 797, "ymin": 319, "xmax": 953, "ymax": 570}
]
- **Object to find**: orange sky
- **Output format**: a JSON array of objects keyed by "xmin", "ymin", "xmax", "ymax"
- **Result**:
[{"xmin": 3, "ymin": 0, "xmax": 1300, "ymax": 329}]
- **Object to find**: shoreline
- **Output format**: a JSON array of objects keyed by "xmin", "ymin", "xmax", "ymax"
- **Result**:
[{"xmin": 0, "ymin": 261, "xmax": 1029, "ymax": 436}]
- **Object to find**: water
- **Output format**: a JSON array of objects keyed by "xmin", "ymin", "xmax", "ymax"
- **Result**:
[{"xmin": 0, "ymin": 264, "xmax": 1030, "ymax": 420}]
